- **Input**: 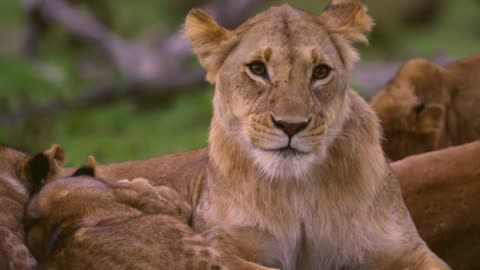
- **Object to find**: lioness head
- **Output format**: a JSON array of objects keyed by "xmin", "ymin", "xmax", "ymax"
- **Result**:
[
  {"xmin": 370, "ymin": 58, "xmax": 450, "ymax": 160},
  {"xmin": 185, "ymin": 0, "xmax": 373, "ymax": 179}
]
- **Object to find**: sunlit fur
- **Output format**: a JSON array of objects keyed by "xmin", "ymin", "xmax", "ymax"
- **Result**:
[{"xmin": 371, "ymin": 56, "xmax": 480, "ymax": 161}]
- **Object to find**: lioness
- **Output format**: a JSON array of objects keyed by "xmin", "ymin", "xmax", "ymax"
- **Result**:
[
  {"xmin": 26, "ymin": 174, "xmax": 275, "ymax": 270},
  {"xmin": 183, "ymin": 2, "xmax": 450, "ymax": 268},
  {"xmin": 0, "ymin": 144, "xmax": 65, "ymax": 270},
  {"xmin": 49, "ymin": 1, "xmax": 445, "ymax": 269},
  {"xmin": 370, "ymin": 55, "xmax": 480, "ymax": 160}
]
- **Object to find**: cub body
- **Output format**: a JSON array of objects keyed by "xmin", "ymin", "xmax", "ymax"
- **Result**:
[
  {"xmin": 0, "ymin": 144, "xmax": 65, "ymax": 270},
  {"xmin": 26, "ymin": 175, "xmax": 275, "ymax": 270}
]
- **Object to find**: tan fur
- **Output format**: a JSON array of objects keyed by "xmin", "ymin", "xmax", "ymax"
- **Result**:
[
  {"xmin": 391, "ymin": 141, "xmax": 480, "ymax": 270},
  {"xmin": 371, "ymin": 55, "xmax": 480, "ymax": 160},
  {"xmin": 27, "ymin": 1, "xmax": 449, "ymax": 269},
  {"xmin": 0, "ymin": 144, "xmax": 65, "ymax": 270},
  {"xmin": 26, "ymin": 175, "xmax": 276, "ymax": 270}
]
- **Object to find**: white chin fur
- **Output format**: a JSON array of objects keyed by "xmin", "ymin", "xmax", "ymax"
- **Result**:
[{"xmin": 250, "ymin": 148, "xmax": 317, "ymax": 181}]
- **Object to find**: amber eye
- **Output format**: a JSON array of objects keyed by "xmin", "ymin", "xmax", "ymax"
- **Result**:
[
  {"xmin": 312, "ymin": 64, "xmax": 332, "ymax": 80},
  {"xmin": 247, "ymin": 61, "xmax": 268, "ymax": 78}
]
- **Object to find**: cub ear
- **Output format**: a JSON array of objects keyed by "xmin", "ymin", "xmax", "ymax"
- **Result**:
[
  {"xmin": 72, "ymin": 155, "xmax": 97, "ymax": 177},
  {"xmin": 26, "ymin": 144, "xmax": 65, "ymax": 191},
  {"xmin": 417, "ymin": 104, "xmax": 445, "ymax": 133},
  {"xmin": 184, "ymin": 9, "xmax": 236, "ymax": 84},
  {"xmin": 320, "ymin": 0, "xmax": 374, "ymax": 69}
]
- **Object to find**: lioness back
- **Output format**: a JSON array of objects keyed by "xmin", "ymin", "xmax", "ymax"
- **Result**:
[{"xmin": 391, "ymin": 141, "xmax": 480, "ymax": 270}]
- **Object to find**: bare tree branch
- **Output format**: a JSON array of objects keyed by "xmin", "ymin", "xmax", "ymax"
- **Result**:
[
  {"xmin": 0, "ymin": 69, "xmax": 206, "ymax": 126},
  {"xmin": 6, "ymin": 0, "xmax": 265, "ymax": 125},
  {"xmin": 23, "ymin": 0, "xmax": 266, "ymax": 81},
  {"xmin": 2, "ymin": 0, "xmax": 266, "ymax": 126}
]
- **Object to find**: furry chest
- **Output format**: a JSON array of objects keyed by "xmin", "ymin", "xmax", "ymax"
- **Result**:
[
  {"xmin": 260, "ymin": 217, "xmax": 368, "ymax": 270},
  {"xmin": 203, "ymin": 199, "xmax": 369, "ymax": 270}
]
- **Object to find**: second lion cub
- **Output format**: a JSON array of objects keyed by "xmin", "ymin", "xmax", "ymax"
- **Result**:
[{"xmin": 26, "ymin": 175, "xmax": 276, "ymax": 270}]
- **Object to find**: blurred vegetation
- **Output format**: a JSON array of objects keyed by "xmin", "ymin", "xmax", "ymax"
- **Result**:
[{"xmin": 0, "ymin": 0, "xmax": 479, "ymax": 166}]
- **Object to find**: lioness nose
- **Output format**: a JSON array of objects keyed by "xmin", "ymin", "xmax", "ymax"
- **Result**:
[{"xmin": 271, "ymin": 116, "xmax": 310, "ymax": 138}]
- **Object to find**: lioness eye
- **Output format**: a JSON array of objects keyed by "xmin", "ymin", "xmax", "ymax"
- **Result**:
[
  {"xmin": 248, "ymin": 61, "xmax": 268, "ymax": 78},
  {"xmin": 312, "ymin": 64, "xmax": 332, "ymax": 80}
]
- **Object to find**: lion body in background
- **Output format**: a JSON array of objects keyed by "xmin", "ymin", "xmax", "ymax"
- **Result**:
[
  {"xmin": 371, "ymin": 55, "xmax": 480, "ymax": 160},
  {"xmin": 391, "ymin": 141, "xmax": 480, "ymax": 270}
]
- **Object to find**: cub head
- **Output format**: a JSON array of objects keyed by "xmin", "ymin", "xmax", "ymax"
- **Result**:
[
  {"xmin": 0, "ymin": 144, "xmax": 66, "ymax": 195},
  {"xmin": 370, "ymin": 58, "xmax": 451, "ymax": 161},
  {"xmin": 185, "ymin": 0, "xmax": 373, "ymax": 180}
]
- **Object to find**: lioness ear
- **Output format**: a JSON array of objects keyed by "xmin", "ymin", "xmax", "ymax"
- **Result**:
[
  {"xmin": 25, "ymin": 144, "xmax": 65, "ymax": 191},
  {"xmin": 185, "ymin": 9, "xmax": 235, "ymax": 83},
  {"xmin": 417, "ymin": 104, "xmax": 445, "ymax": 133},
  {"xmin": 320, "ymin": 0, "xmax": 374, "ymax": 69}
]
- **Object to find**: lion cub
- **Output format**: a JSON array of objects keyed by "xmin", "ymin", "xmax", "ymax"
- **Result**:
[
  {"xmin": 0, "ymin": 144, "xmax": 65, "ymax": 270},
  {"xmin": 371, "ymin": 55, "xmax": 480, "ymax": 160},
  {"xmin": 26, "ymin": 172, "xmax": 276, "ymax": 270}
]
